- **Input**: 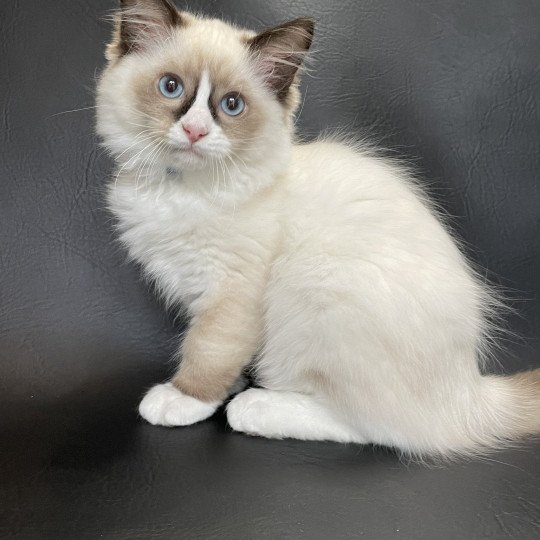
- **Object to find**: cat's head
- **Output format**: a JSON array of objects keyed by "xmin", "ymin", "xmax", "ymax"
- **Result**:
[{"xmin": 96, "ymin": 0, "xmax": 314, "ymax": 178}]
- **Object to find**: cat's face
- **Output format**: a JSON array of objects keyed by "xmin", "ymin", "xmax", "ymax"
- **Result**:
[{"xmin": 96, "ymin": 0, "xmax": 313, "ymax": 177}]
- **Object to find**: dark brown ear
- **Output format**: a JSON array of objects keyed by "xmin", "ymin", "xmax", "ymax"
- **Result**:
[
  {"xmin": 248, "ymin": 17, "xmax": 314, "ymax": 102},
  {"xmin": 112, "ymin": 0, "xmax": 182, "ymax": 58}
]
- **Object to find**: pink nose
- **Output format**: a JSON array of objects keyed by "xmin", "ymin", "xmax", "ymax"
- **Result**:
[{"xmin": 182, "ymin": 123, "xmax": 208, "ymax": 144}]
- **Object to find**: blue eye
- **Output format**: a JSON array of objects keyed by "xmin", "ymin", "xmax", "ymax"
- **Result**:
[
  {"xmin": 158, "ymin": 75, "xmax": 184, "ymax": 98},
  {"xmin": 220, "ymin": 93, "xmax": 245, "ymax": 116}
]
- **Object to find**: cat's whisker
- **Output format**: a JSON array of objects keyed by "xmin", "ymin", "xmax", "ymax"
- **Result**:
[
  {"xmin": 153, "ymin": 143, "xmax": 171, "ymax": 201},
  {"xmin": 228, "ymin": 150, "xmax": 249, "ymax": 171},
  {"xmin": 233, "ymin": 133, "xmax": 267, "ymax": 143},
  {"xmin": 134, "ymin": 132, "xmax": 164, "ymax": 183},
  {"xmin": 220, "ymin": 155, "xmax": 237, "ymax": 211},
  {"xmin": 146, "ymin": 141, "xmax": 169, "ymax": 192},
  {"xmin": 212, "ymin": 156, "xmax": 222, "ymax": 205},
  {"xmin": 134, "ymin": 145, "xmax": 160, "ymax": 194},
  {"xmin": 113, "ymin": 131, "xmax": 160, "ymax": 162},
  {"xmin": 112, "ymin": 139, "xmax": 154, "ymax": 180},
  {"xmin": 214, "ymin": 156, "xmax": 226, "ymax": 208},
  {"xmin": 49, "ymin": 105, "xmax": 99, "ymax": 118},
  {"xmin": 222, "ymin": 156, "xmax": 239, "ymax": 215},
  {"xmin": 133, "ymin": 108, "xmax": 162, "ymax": 123},
  {"xmin": 209, "ymin": 159, "xmax": 219, "ymax": 207},
  {"xmin": 125, "ymin": 120, "xmax": 160, "ymax": 131},
  {"xmin": 125, "ymin": 139, "xmax": 161, "ymax": 194},
  {"xmin": 111, "ymin": 136, "xmax": 156, "ymax": 190}
]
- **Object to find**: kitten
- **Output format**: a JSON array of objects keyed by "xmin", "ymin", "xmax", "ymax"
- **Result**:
[{"xmin": 96, "ymin": 0, "xmax": 539, "ymax": 459}]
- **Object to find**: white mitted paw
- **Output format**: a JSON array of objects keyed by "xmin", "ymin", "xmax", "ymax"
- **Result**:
[
  {"xmin": 227, "ymin": 388, "xmax": 364, "ymax": 443},
  {"xmin": 227, "ymin": 388, "xmax": 277, "ymax": 437},
  {"xmin": 139, "ymin": 382, "xmax": 219, "ymax": 427}
]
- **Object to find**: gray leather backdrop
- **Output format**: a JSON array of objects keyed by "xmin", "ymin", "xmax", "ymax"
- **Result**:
[{"xmin": 1, "ymin": 0, "xmax": 539, "ymax": 538}]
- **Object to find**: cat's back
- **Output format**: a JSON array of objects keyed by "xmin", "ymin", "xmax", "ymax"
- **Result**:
[
  {"xmin": 286, "ymin": 138, "xmax": 430, "ymax": 228},
  {"xmin": 288, "ymin": 139, "xmax": 421, "ymax": 208},
  {"xmin": 283, "ymin": 138, "xmax": 464, "ymax": 269}
]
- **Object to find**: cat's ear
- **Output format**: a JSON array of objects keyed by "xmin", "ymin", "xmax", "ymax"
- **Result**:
[
  {"xmin": 247, "ymin": 17, "xmax": 315, "ymax": 102},
  {"xmin": 106, "ymin": 0, "xmax": 182, "ymax": 61}
]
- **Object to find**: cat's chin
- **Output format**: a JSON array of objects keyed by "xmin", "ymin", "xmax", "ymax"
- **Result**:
[{"xmin": 166, "ymin": 147, "xmax": 216, "ymax": 171}]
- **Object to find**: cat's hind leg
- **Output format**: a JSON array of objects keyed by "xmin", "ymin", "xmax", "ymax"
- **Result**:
[{"xmin": 227, "ymin": 388, "xmax": 366, "ymax": 443}]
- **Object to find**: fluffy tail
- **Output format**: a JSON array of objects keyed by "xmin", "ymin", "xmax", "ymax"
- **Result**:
[
  {"xmin": 392, "ymin": 368, "xmax": 540, "ymax": 461},
  {"xmin": 483, "ymin": 368, "xmax": 540, "ymax": 440}
]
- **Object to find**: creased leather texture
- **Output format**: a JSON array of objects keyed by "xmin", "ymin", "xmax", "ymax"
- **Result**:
[{"xmin": 1, "ymin": 0, "xmax": 539, "ymax": 538}]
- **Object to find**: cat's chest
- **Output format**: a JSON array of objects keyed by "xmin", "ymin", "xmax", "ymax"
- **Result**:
[{"xmin": 109, "ymin": 183, "xmax": 230, "ymax": 307}]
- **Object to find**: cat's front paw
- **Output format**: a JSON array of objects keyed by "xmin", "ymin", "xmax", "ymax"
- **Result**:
[{"xmin": 138, "ymin": 382, "xmax": 219, "ymax": 427}]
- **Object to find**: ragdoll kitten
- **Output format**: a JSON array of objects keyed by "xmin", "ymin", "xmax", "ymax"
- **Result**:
[{"xmin": 96, "ymin": 0, "xmax": 539, "ymax": 458}]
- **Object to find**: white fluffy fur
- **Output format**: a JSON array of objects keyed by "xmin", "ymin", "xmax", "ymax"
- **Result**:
[{"xmin": 97, "ymin": 5, "xmax": 538, "ymax": 460}]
